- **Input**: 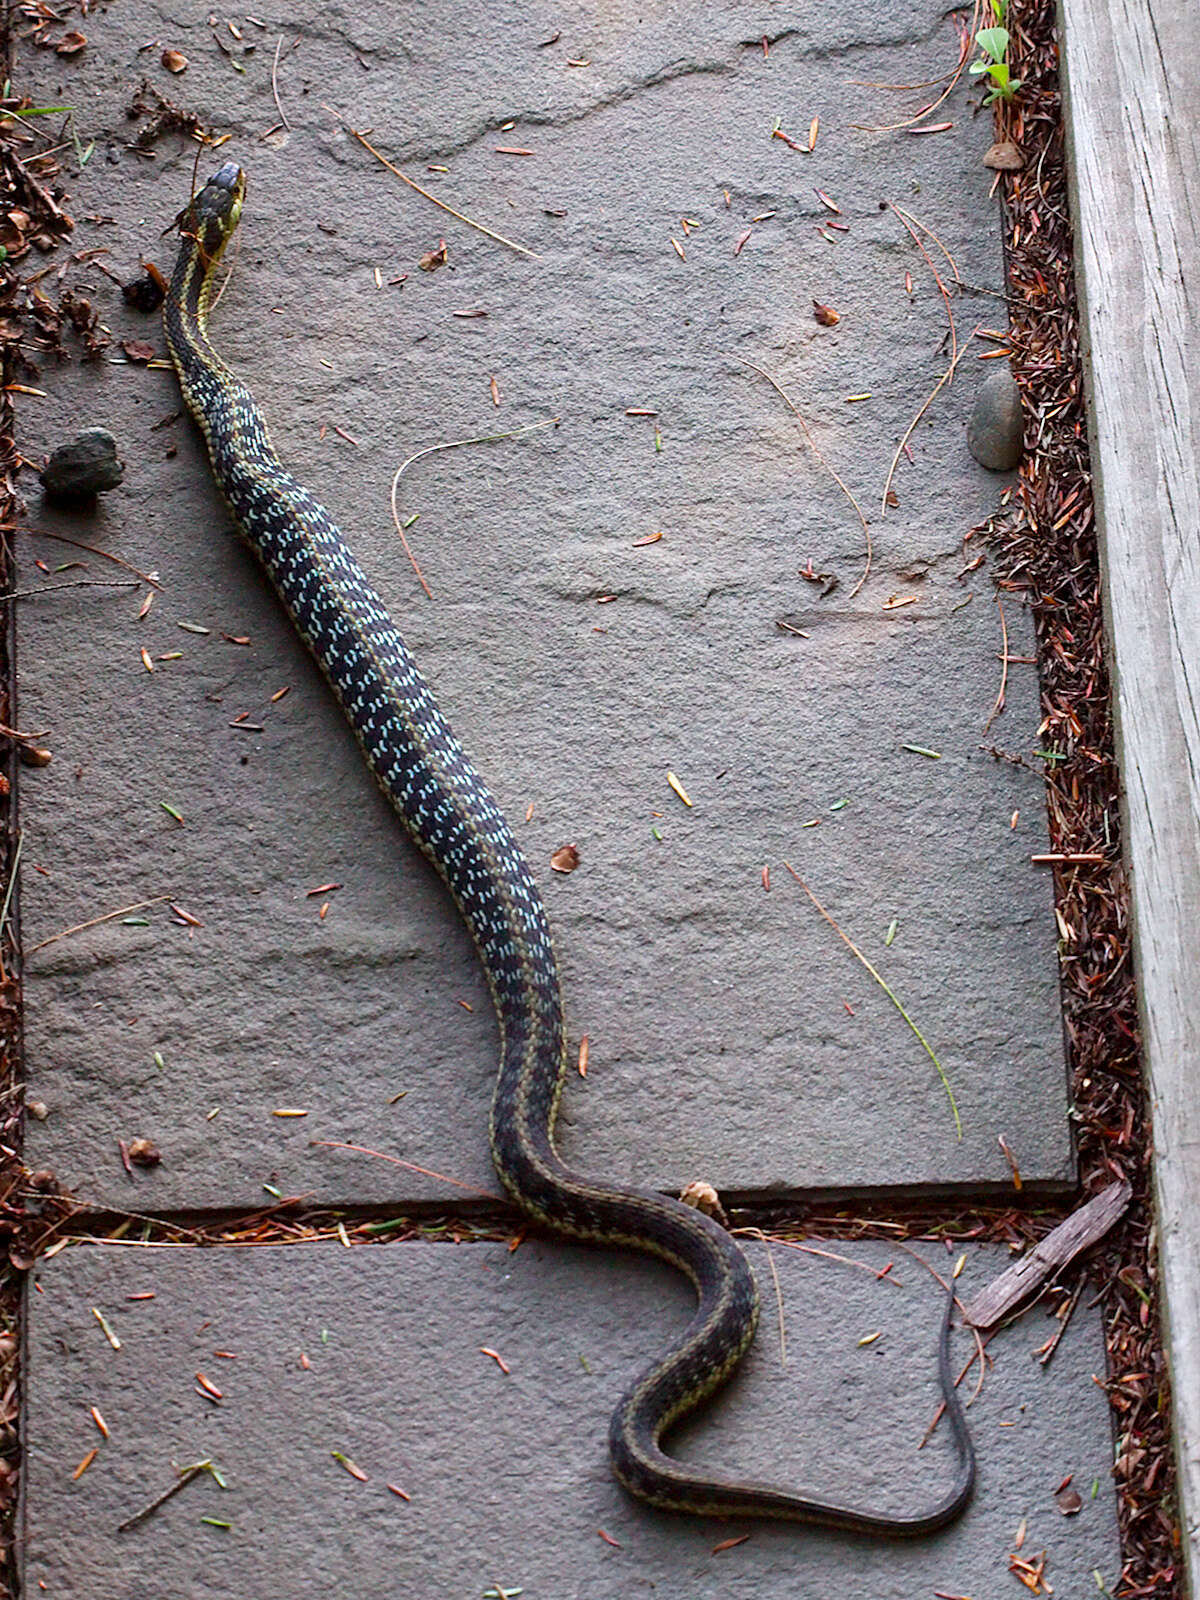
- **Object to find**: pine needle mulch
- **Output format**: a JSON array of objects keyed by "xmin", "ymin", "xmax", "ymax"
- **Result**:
[{"xmin": 979, "ymin": 0, "xmax": 1178, "ymax": 1591}]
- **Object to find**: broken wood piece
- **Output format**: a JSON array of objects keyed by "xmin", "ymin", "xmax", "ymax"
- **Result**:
[{"xmin": 961, "ymin": 1178, "xmax": 1131, "ymax": 1328}]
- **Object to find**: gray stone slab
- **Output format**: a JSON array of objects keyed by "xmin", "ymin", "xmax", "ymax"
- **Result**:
[
  {"xmin": 23, "ymin": 1239, "xmax": 1118, "ymax": 1598},
  {"xmin": 17, "ymin": 1, "xmax": 1069, "ymax": 1212}
]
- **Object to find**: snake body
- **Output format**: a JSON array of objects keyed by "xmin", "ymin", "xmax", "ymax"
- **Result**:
[{"xmin": 164, "ymin": 162, "xmax": 974, "ymax": 1533}]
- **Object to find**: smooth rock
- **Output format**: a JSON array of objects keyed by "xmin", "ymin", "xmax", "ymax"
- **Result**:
[
  {"xmin": 38, "ymin": 427, "xmax": 124, "ymax": 499},
  {"xmin": 967, "ymin": 368, "xmax": 1024, "ymax": 470},
  {"xmin": 983, "ymin": 140, "xmax": 1025, "ymax": 171}
]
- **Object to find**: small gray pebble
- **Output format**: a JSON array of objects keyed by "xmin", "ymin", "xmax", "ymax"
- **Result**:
[
  {"xmin": 967, "ymin": 369, "xmax": 1023, "ymax": 472},
  {"xmin": 39, "ymin": 427, "xmax": 124, "ymax": 500}
]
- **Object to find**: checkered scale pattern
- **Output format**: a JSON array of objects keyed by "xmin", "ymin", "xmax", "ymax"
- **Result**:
[{"xmin": 162, "ymin": 163, "xmax": 974, "ymax": 1534}]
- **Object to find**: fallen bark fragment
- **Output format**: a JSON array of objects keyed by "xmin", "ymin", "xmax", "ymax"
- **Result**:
[{"xmin": 962, "ymin": 1178, "xmax": 1131, "ymax": 1328}]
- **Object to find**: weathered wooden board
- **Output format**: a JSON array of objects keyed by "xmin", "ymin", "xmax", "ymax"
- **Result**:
[{"xmin": 1058, "ymin": 0, "xmax": 1200, "ymax": 1580}]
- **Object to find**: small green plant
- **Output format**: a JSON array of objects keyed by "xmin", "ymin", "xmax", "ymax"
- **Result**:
[{"xmin": 970, "ymin": 25, "xmax": 1023, "ymax": 104}]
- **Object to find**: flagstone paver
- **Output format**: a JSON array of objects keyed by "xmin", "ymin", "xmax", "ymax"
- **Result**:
[
  {"xmin": 24, "ymin": 1239, "xmax": 1118, "ymax": 1599},
  {"xmin": 17, "ymin": 0, "xmax": 1066, "ymax": 1214}
]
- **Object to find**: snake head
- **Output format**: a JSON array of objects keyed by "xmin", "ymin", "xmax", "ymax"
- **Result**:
[{"xmin": 173, "ymin": 162, "xmax": 247, "ymax": 264}]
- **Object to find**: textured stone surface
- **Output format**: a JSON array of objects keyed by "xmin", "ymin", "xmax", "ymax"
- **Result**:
[
  {"xmin": 23, "ymin": 1240, "xmax": 1119, "ymax": 1598},
  {"xmin": 17, "ymin": 0, "xmax": 1069, "ymax": 1211}
]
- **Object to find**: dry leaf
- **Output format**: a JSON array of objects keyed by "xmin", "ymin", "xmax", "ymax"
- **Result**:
[
  {"xmin": 161, "ymin": 48, "xmax": 188, "ymax": 72},
  {"xmin": 417, "ymin": 239, "xmax": 448, "ymax": 272},
  {"xmin": 56, "ymin": 30, "xmax": 86, "ymax": 54},
  {"xmin": 812, "ymin": 301, "xmax": 839, "ymax": 327},
  {"xmin": 1055, "ymin": 1484, "xmax": 1082, "ymax": 1515},
  {"xmin": 550, "ymin": 843, "xmax": 580, "ymax": 874},
  {"xmin": 127, "ymin": 1138, "xmax": 162, "ymax": 1167},
  {"xmin": 120, "ymin": 338, "xmax": 156, "ymax": 364},
  {"xmin": 679, "ymin": 1180, "xmax": 726, "ymax": 1221}
]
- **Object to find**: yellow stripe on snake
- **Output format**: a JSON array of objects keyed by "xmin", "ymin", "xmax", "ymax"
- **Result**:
[{"xmin": 164, "ymin": 163, "xmax": 974, "ymax": 1533}]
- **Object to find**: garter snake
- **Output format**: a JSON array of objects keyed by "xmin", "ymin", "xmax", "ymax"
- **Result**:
[{"xmin": 164, "ymin": 162, "xmax": 974, "ymax": 1533}]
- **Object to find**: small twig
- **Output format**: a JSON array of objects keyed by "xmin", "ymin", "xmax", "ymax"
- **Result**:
[
  {"xmin": 782, "ymin": 863, "xmax": 962, "ymax": 1138},
  {"xmin": 344, "ymin": 124, "xmax": 541, "ymax": 259},
  {"xmin": 16, "ymin": 528, "xmax": 164, "ymax": 588},
  {"xmin": 206, "ymin": 214, "xmax": 242, "ymax": 315},
  {"xmin": 1030, "ymin": 852, "xmax": 1108, "ymax": 864},
  {"xmin": 887, "ymin": 202, "xmax": 958, "ymax": 371},
  {"xmin": 271, "ymin": 36, "xmax": 291, "ymax": 130},
  {"xmin": 890, "ymin": 203, "xmax": 963, "ymax": 291},
  {"xmin": 117, "ymin": 1463, "xmax": 206, "ymax": 1533},
  {"xmin": 310, "ymin": 1139, "xmax": 503, "ymax": 1201},
  {"xmin": 756, "ymin": 1234, "xmax": 905, "ymax": 1286},
  {"xmin": 736, "ymin": 1227, "xmax": 788, "ymax": 1365},
  {"xmin": 1037, "ymin": 1277, "xmax": 1084, "ymax": 1367},
  {"xmin": 849, "ymin": 1, "xmax": 980, "ymax": 132},
  {"xmin": 984, "ymin": 593, "xmax": 1009, "ymax": 730},
  {"xmin": 389, "ymin": 417, "xmax": 559, "ymax": 599},
  {"xmin": 0, "ymin": 832, "xmax": 22, "ymax": 984},
  {"xmin": 2, "ymin": 579, "xmax": 139, "ymax": 601},
  {"xmin": 730, "ymin": 354, "xmax": 873, "ymax": 597},
  {"xmin": 879, "ymin": 338, "xmax": 971, "ymax": 516},
  {"xmin": 27, "ymin": 895, "xmax": 172, "ymax": 954}
]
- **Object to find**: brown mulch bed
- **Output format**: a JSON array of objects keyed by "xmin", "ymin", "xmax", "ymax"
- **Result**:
[
  {"xmin": 0, "ymin": 0, "xmax": 1181, "ymax": 1596},
  {"xmin": 980, "ymin": 0, "xmax": 1178, "ymax": 1590}
]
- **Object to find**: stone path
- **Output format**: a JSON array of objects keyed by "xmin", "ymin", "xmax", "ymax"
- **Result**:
[
  {"xmin": 14, "ymin": 0, "xmax": 1120, "ymax": 1593},
  {"xmin": 27, "ymin": 1242, "xmax": 1118, "ymax": 1598},
  {"xmin": 20, "ymin": 1, "xmax": 1065, "ymax": 1213}
]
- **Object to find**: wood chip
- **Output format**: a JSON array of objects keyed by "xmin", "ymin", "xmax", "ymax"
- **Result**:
[{"xmin": 962, "ymin": 1179, "xmax": 1132, "ymax": 1327}]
